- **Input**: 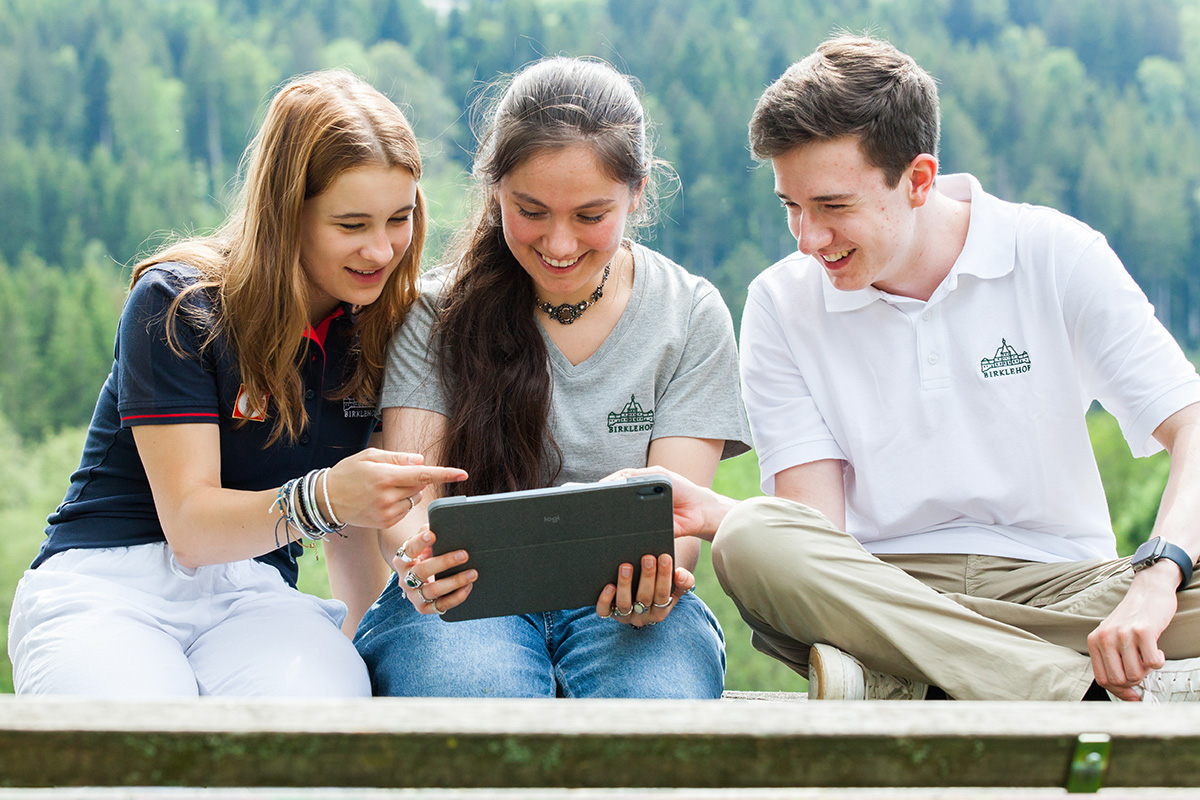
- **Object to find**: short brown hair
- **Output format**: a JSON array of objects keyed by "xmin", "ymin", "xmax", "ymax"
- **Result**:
[{"xmin": 749, "ymin": 36, "xmax": 940, "ymax": 186}]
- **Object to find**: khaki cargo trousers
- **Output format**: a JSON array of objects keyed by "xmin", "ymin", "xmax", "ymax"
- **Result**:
[{"xmin": 711, "ymin": 496, "xmax": 1200, "ymax": 700}]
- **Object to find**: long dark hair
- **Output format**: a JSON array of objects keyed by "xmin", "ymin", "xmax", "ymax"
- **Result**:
[{"xmin": 435, "ymin": 57, "xmax": 658, "ymax": 495}]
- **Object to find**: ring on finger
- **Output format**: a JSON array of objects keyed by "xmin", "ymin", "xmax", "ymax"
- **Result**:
[
  {"xmin": 432, "ymin": 598, "xmax": 446, "ymax": 616},
  {"xmin": 652, "ymin": 599, "xmax": 673, "ymax": 608},
  {"xmin": 632, "ymin": 601, "xmax": 648, "ymax": 615},
  {"xmin": 403, "ymin": 569, "xmax": 423, "ymax": 589},
  {"xmin": 397, "ymin": 542, "xmax": 416, "ymax": 565},
  {"xmin": 612, "ymin": 605, "xmax": 632, "ymax": 618},
  {"xmin": 407, "ymin": 495, "xmax": 417, "ymax": 511},
  {"xmin": 416, "ymin": 585, "xmax": 435, "ymax": 604}
]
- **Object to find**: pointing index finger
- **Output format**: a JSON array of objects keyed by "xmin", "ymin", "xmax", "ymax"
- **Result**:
[{"xmin": 413, "ymin": 466, "xmax": 469, "ymax": 485}]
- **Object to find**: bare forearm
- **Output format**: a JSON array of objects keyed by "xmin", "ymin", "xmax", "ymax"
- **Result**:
[
  {"xmin": 324, "ymin": 526, "xmax": 392, "ymax": 637},
  {"xmin": 696, "ymin": 489, "xmax": 739, "ymax": 540},
  {"xmin": 674, "ymin": 535, "xmax": 701, "ymax": 572},
  {"xmin": 160, "ymin": 484, "xmax": 305, "ymax": 567},
  {"xmin": 136, "ymin": 419, "xmax": 467, "ymax": 568},
  {"xmin": 1089, "ymin": 404, "xmax": 1200, "ymax": 698},
  {"xmin": 1150, "ymin": 405, "xmax": 1200, "ymax": 565}
]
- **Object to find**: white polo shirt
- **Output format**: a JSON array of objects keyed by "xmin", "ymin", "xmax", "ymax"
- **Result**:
[{"xmin": 741, "ymin": 173, "xmax": 1200, "ymax": 562}]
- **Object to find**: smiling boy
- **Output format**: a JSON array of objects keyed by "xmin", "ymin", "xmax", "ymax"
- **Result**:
[
  {"xmin": 665, "ymin": 35, "xmax": 1200, "ymax": 701},
  {"xmin": 720, "ymin": 35, "xmax": 1200, "ymax": 700}
]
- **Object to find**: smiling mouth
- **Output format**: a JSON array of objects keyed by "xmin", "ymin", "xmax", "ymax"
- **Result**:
[
  {"xmin": 821, "ymin": 250, "xmax": 853, "ymax": 263},
  {"xmin": 539, "ymin": 252, "xmax": 583, "ymax": 269},
  {"xmin": 348, "ymin": 267, "xmax": 382, "ymax": 275}
]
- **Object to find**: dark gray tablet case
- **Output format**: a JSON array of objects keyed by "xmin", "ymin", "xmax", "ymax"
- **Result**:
[{"xmin": 427, "ymin": 475, "xmax": 674, "ymax": 621}]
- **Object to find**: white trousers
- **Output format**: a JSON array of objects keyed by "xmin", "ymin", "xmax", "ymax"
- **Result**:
[{"xmin": 8, "ymin": 542, "xmax": 371, "ymax": 697}]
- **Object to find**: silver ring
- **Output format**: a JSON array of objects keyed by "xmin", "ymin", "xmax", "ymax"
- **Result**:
[
  {"xmin": 632, "ymin": 601, "xmax": 648, "ymax": 615},
  {"xmin": 407, "ymin": 495, "xmax": 417, "ymax": 511},
  {"xmin": 611, "ymin": 605, "xmax": 632, "ymax": 618},
  {"xmin": 432, "ymin": 598, "xmax": 446, "ymax": 616},
  {"xmin": 397, "ymin": 542, "xmax": 416, "ymax": 565},
  {"xmin": 416, "ymin": 585, "xmax": 435, "ymax": 604},
  {"xmin": 403, "ymin": 569, "xmax": 423, "ymax": 590},
  {"xmin": 652, "ymin": 599, "xmax": 673, "ymax": 608}
]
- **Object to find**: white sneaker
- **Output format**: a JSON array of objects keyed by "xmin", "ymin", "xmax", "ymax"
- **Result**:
[
  {"xmin": 1132, "ymin": 657, "xmax": 1200, "ymax": 704},
  {"xmin": 808, "ymin": 643, "xmax": 929, "ymax": 700}
]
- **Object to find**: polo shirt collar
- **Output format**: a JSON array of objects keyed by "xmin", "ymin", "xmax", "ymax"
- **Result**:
[
  {"xmin": 820, "ymin": 172, "xmax": 1018, "ymax": 312},
  {"xmin": 303, "ymin": 302, "xmax": 355, "ymax": 348}
]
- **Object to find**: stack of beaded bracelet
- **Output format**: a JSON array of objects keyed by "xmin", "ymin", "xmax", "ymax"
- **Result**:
[{"xmin": 270, "ymin": 467, "xmax": 348, "ymax": 544}]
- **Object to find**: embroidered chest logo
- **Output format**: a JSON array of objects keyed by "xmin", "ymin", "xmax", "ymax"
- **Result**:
[
  {"xmin": 232, "ymin": 385, "xmax": 268, "ymax": 421},
  {"xmin": 342, "ymin": 398, "xmax": 375, "ymax": 418},
  {"xmin": 607, "ymin": 394, "xmax": 655, "ymax": 433},
  {"xmin": 980, "ymin": 338, "xmax": 1032, "ymax": 379}
]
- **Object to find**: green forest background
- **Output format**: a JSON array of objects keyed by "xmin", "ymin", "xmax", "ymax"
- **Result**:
[{"xmin": 0, "ymin": 0, "xmax": 1194, "ymax": 693}]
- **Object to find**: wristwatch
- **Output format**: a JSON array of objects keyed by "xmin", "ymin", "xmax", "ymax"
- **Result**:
[{"xmin": 1131, "ymin": 536, "xmax": 1195, "ymax": 590}]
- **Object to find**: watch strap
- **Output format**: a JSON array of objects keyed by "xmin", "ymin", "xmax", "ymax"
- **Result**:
[{"xmin": 1160, "ymin": 541, "xmax": 1195, "ymax": 591}]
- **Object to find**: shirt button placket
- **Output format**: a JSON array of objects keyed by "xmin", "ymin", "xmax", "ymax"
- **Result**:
[{"xmin": 915, "ymin": 305, "xmax": 951, "ymax": 390}]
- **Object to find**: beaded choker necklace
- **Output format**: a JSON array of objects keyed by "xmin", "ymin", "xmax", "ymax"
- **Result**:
[{"xmin": 535, "ymin": 263, "xmax": 611, "ymax": 325}]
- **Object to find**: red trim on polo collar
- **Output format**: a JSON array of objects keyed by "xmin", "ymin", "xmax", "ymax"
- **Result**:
[{"xmin": 302, "ymin": 307, "xmax": 345, "ymax": 349}]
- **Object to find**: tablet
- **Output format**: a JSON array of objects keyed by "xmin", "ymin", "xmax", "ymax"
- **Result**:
[{"xmin": 426, "ymin": 474, "xmax": 674, "ymax": 621}]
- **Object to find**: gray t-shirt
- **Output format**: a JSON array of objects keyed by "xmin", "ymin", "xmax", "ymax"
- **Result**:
[{"xmin": 381, "ymin": 242, "xmax": 751, "ymax": 484}]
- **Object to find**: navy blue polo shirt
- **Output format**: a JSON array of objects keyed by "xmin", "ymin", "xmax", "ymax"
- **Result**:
[{"xmin": 35, "ymin": 264, "xmax": 378, "ymax": 587}]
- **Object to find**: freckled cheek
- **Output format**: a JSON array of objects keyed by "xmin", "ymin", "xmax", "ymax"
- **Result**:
[{"xmin": 881, "ymin": 206, "xmax": 904, "ymax": 229}]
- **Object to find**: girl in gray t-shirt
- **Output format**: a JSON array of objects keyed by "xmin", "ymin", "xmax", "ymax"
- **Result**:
[{"xmin": 352, "ymin": 57, "xmax": 750, "ymax": 698}]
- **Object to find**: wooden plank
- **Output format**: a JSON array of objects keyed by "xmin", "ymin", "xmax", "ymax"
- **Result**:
[
  {"xmin": 0, "ymin": 697, "xmax": 1197, "ymax": 789},
  {"xmin": 3, "ymin": 791, "xmax": 1200, "ymax": 800},
  {"xmin": 1, "ymin": 790, "xmax": 1198, "ymax": 800}
]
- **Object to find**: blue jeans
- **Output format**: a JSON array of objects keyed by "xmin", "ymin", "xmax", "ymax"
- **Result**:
[{"xmin": 355, "ymin": 573, "xmax": 725, "ymax": 698}]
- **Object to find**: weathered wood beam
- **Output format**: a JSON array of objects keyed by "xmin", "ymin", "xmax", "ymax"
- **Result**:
[{"xmin": 0, "ymin": 697, "xmax": 1196, "ymax": 789}]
